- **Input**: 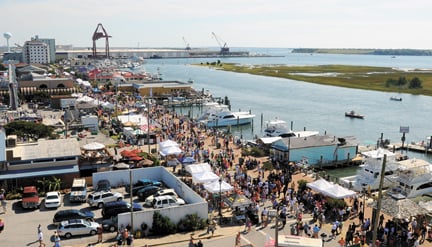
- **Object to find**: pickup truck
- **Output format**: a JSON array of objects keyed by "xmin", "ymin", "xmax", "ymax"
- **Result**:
[
  {"xmin": 125, "ymin": 178, "xmax": 162, "ymax": 196},
  {"xmin": 22, "ymin": 186, "xmax": 39, "ymax": 209}
]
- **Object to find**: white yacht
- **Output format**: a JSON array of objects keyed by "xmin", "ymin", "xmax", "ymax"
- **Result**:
[
  {"xmin": 388, "ymin": 158, "xmax": 432, "ymax": 198},
  {"xmin": 202, "ymin": 110, "xmax": 255, "ymax": 127},
  {"xmin": 340, "ymin": 148, "xmax": 400, "ymax": 192},
  {"xmin": 263, "ymin": 118, "xmax": 319, "ymax": 138}
]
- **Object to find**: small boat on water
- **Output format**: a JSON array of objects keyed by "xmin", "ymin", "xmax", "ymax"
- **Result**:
[
  {"xmin": 390, "ymin": 96, "xmax": 402, "ymax": 101},
  {"xmin": 345, "ymin": 110, "xmax": 364, "ymax": 119}
]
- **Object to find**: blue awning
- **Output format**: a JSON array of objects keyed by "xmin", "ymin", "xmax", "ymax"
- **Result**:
[{"xmin": 0, "ymin": 165, "xmax": 79, "ymax": 180}]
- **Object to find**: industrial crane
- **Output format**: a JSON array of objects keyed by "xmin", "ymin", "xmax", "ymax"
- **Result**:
[
  {"xmin": 182, "ymin": 37, "xmax": 191, "ymax": 50},
  {"xmin": 211, "ymin": 32, "xmax": 229, "ymax": 54},
  {"xmin": 92, "ymin": 23, "xmax": 111, "ymax": 58}
]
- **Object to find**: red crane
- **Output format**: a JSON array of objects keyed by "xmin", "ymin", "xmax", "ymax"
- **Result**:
[{"xmin": 92, "ymin": 23, "xmax": 111, "ymax": 58}]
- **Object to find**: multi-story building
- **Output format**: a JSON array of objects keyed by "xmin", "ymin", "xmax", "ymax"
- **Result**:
[
  {"xmin": 22, "ymin": 39, "xmax": 50, "ymax": 64},
  {"xmin": 32, "ymin": 35, "xmax": 56, "ymax": 63}
]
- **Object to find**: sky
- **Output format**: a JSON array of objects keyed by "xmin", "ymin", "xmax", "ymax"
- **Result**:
[{"xmin": 1, "ymin": 0, "xmax": 432, "ymax": 49}]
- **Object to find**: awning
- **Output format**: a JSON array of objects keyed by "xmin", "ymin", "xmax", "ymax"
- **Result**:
[{"xmin": 0, "ymin": 165, "xmax": 79, "ymax": 180}]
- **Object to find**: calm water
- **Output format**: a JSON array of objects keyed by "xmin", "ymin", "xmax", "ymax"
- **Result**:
[{"xmin": 141, "ymin": 48, "xmax": 432, "ymax": 161}]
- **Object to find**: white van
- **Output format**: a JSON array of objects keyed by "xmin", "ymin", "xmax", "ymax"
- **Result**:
[
  {"xmin": 152, "ymin": 195, "xmax": 185, "ymax": 209},
  {"xmin": 70, "ymin": 178, "xmax": 87, "ymax": 203}
]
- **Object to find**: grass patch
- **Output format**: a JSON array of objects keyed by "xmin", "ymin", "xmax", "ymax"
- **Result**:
[{"xmin": 199, "ymin": 63, "xmax": 432, "ymax": 96}]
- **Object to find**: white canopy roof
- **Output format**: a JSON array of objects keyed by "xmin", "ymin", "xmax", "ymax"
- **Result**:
[
  {"xmin": 185, "ymin": 163, "xmax": 212, "ymax": 175},
  {"xmin": 81, "ymin": 142, "xmax": 105, "ymax": 151},
  {"xmin": 159, "ymin": 140, "xmax": 179, "ymax": 149},
  {"xmin": 159, "ymin": 146, "xmax": 182, "ymax": 156},
  {"xmin": 192, "ymin": 171, "xmax": 220, "ymax": 184},
  {"xmin": 307, "ymin": 179, "xmax": 356, "ymax": 199},
  {"xmin": 76, "ymin": 95, "xmax": 95, "ymax": 103},
  {"xmin": 204, "ymin": 180, "xmax": 234, "ymax": 193}
]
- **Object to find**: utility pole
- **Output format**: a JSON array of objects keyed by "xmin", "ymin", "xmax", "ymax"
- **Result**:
[{"xmin": 372, "ymin": 154, "xmax": 387, "ymax": 247}]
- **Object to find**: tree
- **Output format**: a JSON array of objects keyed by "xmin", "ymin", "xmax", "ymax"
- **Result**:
[
  {"xmin": 4, "ymin": 121, "xmax": 54, "ymax": 140},
  {"xmin": 409, "ymin": 77, "xmax": 422, "ymax": 88}
]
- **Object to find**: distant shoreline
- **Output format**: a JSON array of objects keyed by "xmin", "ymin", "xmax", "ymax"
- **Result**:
[{"xmin": 292, "ymin": 48, "xmax": 432, "ymax": 56}]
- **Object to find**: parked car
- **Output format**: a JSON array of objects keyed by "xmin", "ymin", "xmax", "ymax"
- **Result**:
[
  {"xmin": 144, "ymin": 188, "xmax": 178, "ymax": 206},
  {"xmin": 87, "ymin": 191, "xmax": 123, "ymax": 208},
  {"xmin": 137, "ymin": 186, "xmax": 161, "ymax": 201},
  {"xmin": 152, "ymin": 195, "xmax": 185, "ymax": 209},
  {"xmin": 95, "ymin": 179, "xmax": 111, "ymax": 192},
  {"xmin": 21, "ymin": 186, "xmax": 39, "ymax": 209},
  {"xmin": 44, "ymin": 191, "xmax": 62, "ymax": 209},
  {"xmin": 57, "ymin": 219, "xmax": 100, "ymax": 239},
  {"xmin": 125, "ymin": 178, "xmax": 162, "ymax": 196},
  {"xmin": 101, "ymin": 201, "xmax": 143, "ymax": 219},
  {"xmin": 101, "ymin": 216, "xmax": 118, "ymax": 232},
  {"xmin": 53, "ymin": 209, "xmax": 95, "ymax": 224}
]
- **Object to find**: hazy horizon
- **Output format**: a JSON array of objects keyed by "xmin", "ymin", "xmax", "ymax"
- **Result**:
[{"xmin": 2, "ymin": 0, "xmax": 432, "ymax": 50}]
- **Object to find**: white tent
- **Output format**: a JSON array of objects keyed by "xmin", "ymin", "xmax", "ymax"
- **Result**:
[
  {"xmin": 76, "ymin": 95, "xmax": 95, "ymax": 103},
  {"xmin": 160, "ymin": 146, "xmax": 183, "ymax": 156},
  {"xmin": 81, "ymin": 142, "xmax": 105, "ymax": 151},
  {"xmin": 307, "ymin": 179, "xmax": 356, "ymax": 199},
  {"xmin": 192, "ymin": 171, "xmax": 220, "ymax": 184},
  {"xmin": 204, "ymin": 180, "xmax": 234, "ymax": 193},
  {"xmin": 185, "ymin": 163, "xmax": 212, "ymax": 175},
  {"xmin": 159, "ymin": 140, "xmax": 179, "ymax": 149}
]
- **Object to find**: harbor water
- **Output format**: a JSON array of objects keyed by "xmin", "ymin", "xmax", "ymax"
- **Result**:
[{"xmin": 140, "ymin": 48, "xmax": 432, "ymax": 163}]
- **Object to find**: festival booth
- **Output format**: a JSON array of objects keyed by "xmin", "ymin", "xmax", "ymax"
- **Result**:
[
  {"xmin": 307, "ymin": 179, "xmax": 356, "ymax": 199},
  {"xmin": 79, "ymin": 142, "xmax": 112, "ymax": 172},
  {"xmin": 224, "ymin": 193, "xmax": 258, "ymax": 225}
]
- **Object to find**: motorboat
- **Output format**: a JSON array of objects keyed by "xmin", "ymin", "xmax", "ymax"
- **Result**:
[
  {"xmin": 263, "ymin": 118, "xmax": 319, "ymax": 138},
  {"xmin": 390, "ymin": 96, "xmax": 402, "ymax": 101},
  {"xmin": 387, "ymin": 158, "xmax": 432, "ymax": 198},
  {"xmin": 345, "ymin": 110, "xmax": 364, "ymax": 119},
  {"xmin": 202, "ymin": 110, "xmax": 255, "ymax": 127},
  {"xmin": 340, "ymin": 148, "xmax": 400, "ymax": 192}
]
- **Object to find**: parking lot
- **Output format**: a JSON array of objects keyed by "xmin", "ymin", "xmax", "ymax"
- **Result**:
[{"xmin": 0, "ymin": 185, "xmax": 142, "ymax": 246}]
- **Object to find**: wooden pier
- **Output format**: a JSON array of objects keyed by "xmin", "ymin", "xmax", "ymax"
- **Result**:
[{"xmin": 387, "ymin": 142, "xmax": 432, "ymax": 154}]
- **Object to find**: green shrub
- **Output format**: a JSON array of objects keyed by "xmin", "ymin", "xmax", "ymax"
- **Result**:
[
  {"xmin": 325, "ymin": 197, "xmax": 347, "ymax": 209},
  {"xmin": 297, "ymin": 179, "xmax": 308, "ymax": 193},
  {"xmin": 151, "ymin": 211, "xmax": 177, "ymax": 235},
  {"xmin": 176, "ymin": 214, "xmax": 207, "ymax": 232}
]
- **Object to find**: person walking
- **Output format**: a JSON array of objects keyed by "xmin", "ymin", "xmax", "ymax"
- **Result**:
[
  {"xmin": 235, "ymin": 232, "xmax": 241, "ymax": 246},
  {"xmin": 53, "ymin": 231, "xmax": 61, "ymax": 247},
  {"xmin": 97, "ymin": 224, "xmax": 103, "ymax": 243},
  {"xmin": 38, "ymin": 227, "xmax": 46, "ymax": 247}
]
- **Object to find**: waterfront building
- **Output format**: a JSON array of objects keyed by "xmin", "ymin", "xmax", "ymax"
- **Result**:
[
  {"xmin": 31, "ymin": 35, "xmax": 56, "ymax": 63},
  {"xmin": 270, "ymin": 135, "xmax": 359, "ymax": 168}
]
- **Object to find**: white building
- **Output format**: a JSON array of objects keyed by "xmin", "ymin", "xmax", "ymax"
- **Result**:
[
  {"xmin": 22, "ymin": 39, "xmax": 50, "ymax": 64},
  {"xmin": 32, "ymin": 35, "xmax": 56, "ymax": 63}
]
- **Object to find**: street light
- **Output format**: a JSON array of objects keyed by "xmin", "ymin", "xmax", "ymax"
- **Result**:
[
  {"xmin": 129, "ymin": 168, "xmax": 134, "ymax": 233},
  {"xmin": 219, "ymin": 176, "xmax": 222, "ymax": 225}
]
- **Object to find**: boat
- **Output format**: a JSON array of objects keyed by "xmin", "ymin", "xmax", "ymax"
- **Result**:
[
  {"xmin": 345, "ymin": 110, "xmax": 364, "ymax": 119},
  {"xmin": 263, "ymin": 118, "xmax": 319, "ymax": 138},
  {"xmin": 390, "ymin": 96, "xmax": 402, "ymax": 101},
  {"xmin": 340, "ymin": 148, "xmax": 401, "ymax": 192},
  {"xmin": 387, "ymin": 158, "xmax": 432, "ymax": 198},
  {"xmin": 201, "ymin": 110, "xmax": 255, "ymax": 127}
]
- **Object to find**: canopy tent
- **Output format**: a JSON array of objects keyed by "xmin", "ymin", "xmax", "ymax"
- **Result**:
[
  {"xmin": 159, "ymin": 146, "xmax": 183, "ymax": 156},
  {"xmin": 167, "ymin": 158, "xmax": 180, "ymax": 167},
  {"xmin": 81, "ymin": 142, "xmax": 105, "ymax": 151},
  {"xmin": 370, "ymin": 196, "xmax": 425, "ymax": 219},
  {"xmin": 185, "ymin": 163, "xmax": 212, "ymax": 175},
  {"xmin": 76, "ymin": 95, "xmax": 95, "ymax": 103},
  {"xmin": 204, "ymin": 180, "xmax": 234, "ymax": 193},
  {"xmin": 159, "ymin": 140, "xmax": 179, "ymax": 150},
  {"xmin": 224, "ymin": 194, "xmax": 253, "ymax": 209},
  {"xmin": 192, "ymin": 171, "xmax": 220, "ymax": 184},
  {"xmin": 181, "ymin": 156, "xmax": 196, "ymax": 164},
  {"xmin": 101, "ymin": 101, "xmax": 115, "ymax": 109},
  {"xmin": 307, "ymin": 179, "xmax": 356, "ymax": 199}
]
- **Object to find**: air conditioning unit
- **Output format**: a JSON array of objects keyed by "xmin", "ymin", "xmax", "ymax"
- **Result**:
[{"xmin": 6, "ymin": 135, "xmax": 17, "ymax": 147}]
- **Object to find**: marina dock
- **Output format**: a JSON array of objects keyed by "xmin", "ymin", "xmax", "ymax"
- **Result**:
[{"xmin": 387, "ymin": 142, "xmax": 432, "ymax": 154}]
